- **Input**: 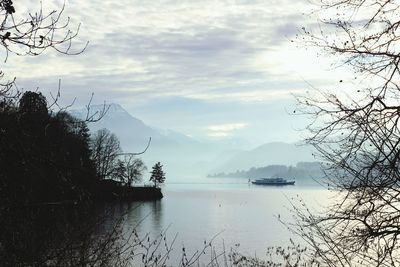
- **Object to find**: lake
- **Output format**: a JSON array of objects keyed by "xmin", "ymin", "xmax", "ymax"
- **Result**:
[{"xmin": 107, "ymin": 177, "xmax": 331, "ymax": 265}]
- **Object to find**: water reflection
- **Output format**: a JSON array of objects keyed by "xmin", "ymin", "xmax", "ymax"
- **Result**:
[
  {"xmin": 123, "ymin": 200, "xmax": 164, "ymax": 234},
  {"xmin": 0, "ymin": 200, "xmax": 165, "ymax": 266},
  {"xmin": 0, "ymin": 204, "xmax": 106, "ymax": 265}
]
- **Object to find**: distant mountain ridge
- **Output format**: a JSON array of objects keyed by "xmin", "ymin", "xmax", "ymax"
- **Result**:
[
  {"xmin": 213, "ymin": 142, "xmax": 316, "ymax": 172},
  {"xmin": 69, "ymin": 103, "xmax": 217, "ymax": 178},
  {"xmin": 69, "ymin": 104, "xmax": 316, "ymax": 180},
  {"xmin": 209, "ymin": 161, "xmax": 324, "ymax": 186},
  {"xmin": 70, "ymin": 103, "xmax": 197, "ymax": 151}
]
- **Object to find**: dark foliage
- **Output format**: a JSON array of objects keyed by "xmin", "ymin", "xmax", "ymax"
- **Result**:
[
  {"xmin": 0, "ymin": 91, "xmax": 97, "ymax": 205},
  {"xmin": 149, "ymin": 162, "xmax": 166, "ymax": 188}
]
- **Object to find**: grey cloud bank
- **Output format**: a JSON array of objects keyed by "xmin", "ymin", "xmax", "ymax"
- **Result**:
[{"xmin": 5, "ymin": 0, "xmax": 342, "ymax": 144}]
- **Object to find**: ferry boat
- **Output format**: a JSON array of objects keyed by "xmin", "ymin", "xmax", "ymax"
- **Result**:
[{"xmin": 251, "ymin": 177, "xmax": 295, "ymax": 186}]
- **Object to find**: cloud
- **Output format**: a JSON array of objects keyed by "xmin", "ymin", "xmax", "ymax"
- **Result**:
[
  {"xmin": 5, "ymin": 0, "xmax": 318, "ymax": 104},
  {"xmin": 207, "ymin": 123, "xmax": 248, "ymax": 138},
  {"xmin": 4, "ymin": 0, "xmax": 333, "ymax": 143}
]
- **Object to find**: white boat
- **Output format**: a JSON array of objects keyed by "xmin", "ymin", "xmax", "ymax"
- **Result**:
[{"xmin": 251, "ymin": 177, "xmax": 295, "ymax": 185}]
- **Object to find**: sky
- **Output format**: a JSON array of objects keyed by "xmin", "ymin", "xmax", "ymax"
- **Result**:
[{"xmin": 3, "ymin": 0, "xmax": 353, "ymax": 147}]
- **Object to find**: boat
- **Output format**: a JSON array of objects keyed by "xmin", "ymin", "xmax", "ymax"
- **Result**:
[{"xmin": 251, "ymin": 177, "xmax": 295, "ymax": 185}]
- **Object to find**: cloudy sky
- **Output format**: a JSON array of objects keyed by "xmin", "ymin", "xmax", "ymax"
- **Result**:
[{"xmin": 4, "ymin": 0, "xmax": 351, "ymax": 147}]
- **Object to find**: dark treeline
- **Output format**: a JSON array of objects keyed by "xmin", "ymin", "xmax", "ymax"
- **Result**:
[{"xmin": 0, "ymin": 91, "xmax": 161, "ymax": 206}]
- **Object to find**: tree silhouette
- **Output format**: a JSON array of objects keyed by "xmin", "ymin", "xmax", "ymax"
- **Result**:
[
  {"xmin": 0, "ymin": 91, "xmax": 98, "ymax": 205},
  {"xmin": 90, "ymin": 128, "xmax": 122, "ymax": 181},
  {"xmin": 112, "ymin": 159, "xmax": 127, "ymax": 184},
  {"xmin": 123, "ymin": 155, "xmax": 146, "ymax": 187},
  {"xmin": 18, "ymin": 91, "xmax": 47, "ymax": 114},
  {"xmin": 149, "ymin": 162, "xmax": 166, "ymax": 188},
  {"xmin": 292, "ymin": 0, "xmax": 400, "ymax": 265}
]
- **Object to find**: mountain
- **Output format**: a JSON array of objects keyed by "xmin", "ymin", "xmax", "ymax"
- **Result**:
[
  {"xmin": 69, "ymin": 104, "xmax": 224, "ymax": 179},
  {"xmin": 213, "ymin": 142, "xmax": 316, "ymax": 172},
  {"xmin": 69, "ymin": 104, "xmax": 315, "ymax": 180},
  {"xmin": 70, "ymin": 103, "xmax": 194, "ymax": 151}
]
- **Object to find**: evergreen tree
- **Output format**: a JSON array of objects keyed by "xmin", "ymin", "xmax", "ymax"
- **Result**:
[{"xmin": 149, "ymin": 162, "xmax": 165, "ymax": 188}]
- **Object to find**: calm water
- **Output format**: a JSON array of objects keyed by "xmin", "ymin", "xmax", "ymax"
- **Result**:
[
  {"xmin": 2, "ymin": 177, "xmax": 332, "ymax": 266},
  {"xmin": 111, "ymin": 177, "xmax": 331, "ymax": 264}
]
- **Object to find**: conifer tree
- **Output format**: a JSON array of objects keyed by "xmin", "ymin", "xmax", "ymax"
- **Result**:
[{"xmin": 149, "ymin": 162, "xmax": 165, "ymax": 188}]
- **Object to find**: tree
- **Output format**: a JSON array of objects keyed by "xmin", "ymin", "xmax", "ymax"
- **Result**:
[
  {"xmin": 0, "ymin": 2, "xmax": 89, "ymax": 200},
  {"xmin": 149, "ymin": 162, "xmax": 166, "ymax": 188},
  {"xmin": 291, "ymin": 0, "xmax": 400, "ymax": 266},
  {"xmin": 18, "ymin": 91, "xmax": 48, "ymax": 114},
  {"xmin": 124, "ymin": 155, "xmax": 146, "ymax": 187},
  {"xmin": 0, "ymin": 91, "xmax": 98, "ymax": 204},
  {"xmin": 90, "ymin": 128, "xmax": 121, "ymax": 180},
  {"xmin": 112, "ymin": 159, "xmax": 127, "ymax": 184},
  {"xmin": 17, "ymin": 91, "xmax": 49, "ymax": 132},
  {"xmin": 110, "ymin": 155, "xmax": 147, "ymax": 187}
]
